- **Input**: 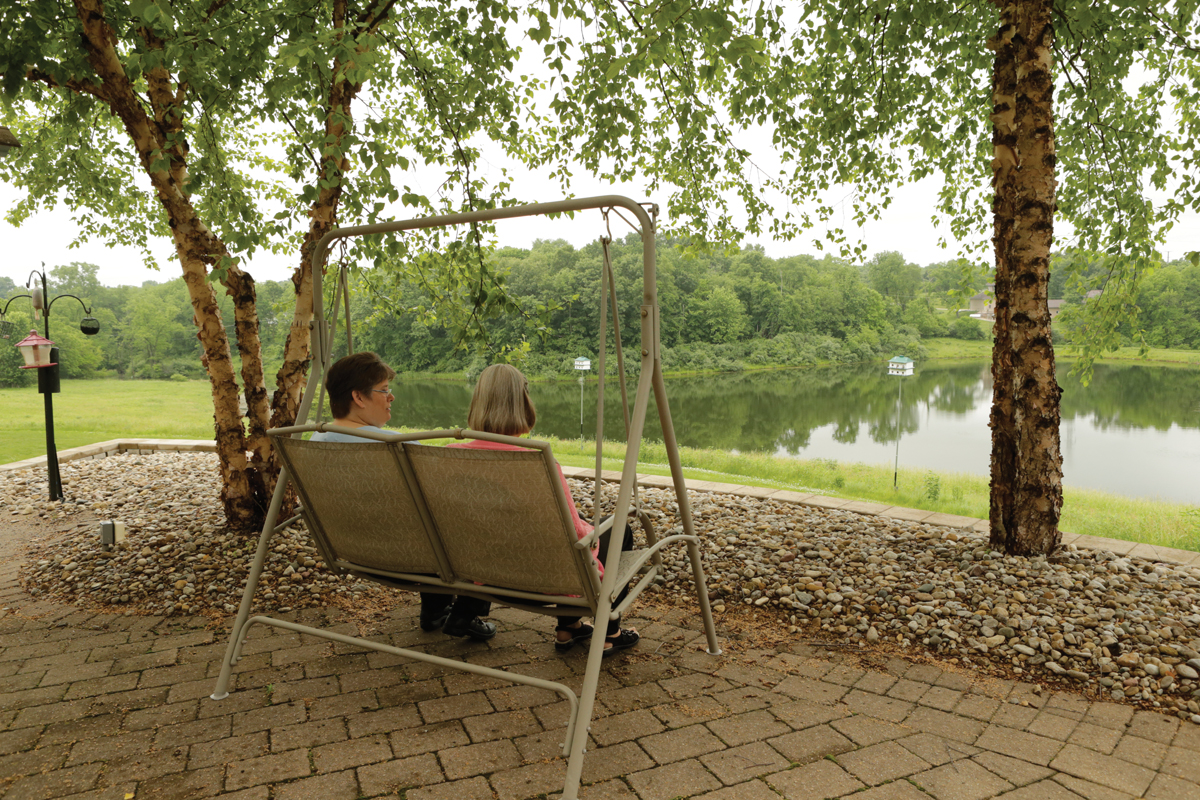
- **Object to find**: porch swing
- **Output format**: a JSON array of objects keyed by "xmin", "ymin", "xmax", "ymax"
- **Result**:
[{"xmin": 210, "ymin": 196, "xmax": 720, "ymax": 800}]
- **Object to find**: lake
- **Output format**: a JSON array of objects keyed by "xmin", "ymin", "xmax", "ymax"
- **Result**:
[{"xmin": 389, "ymin": 361, "xmax": 1200, "ymax": 505}]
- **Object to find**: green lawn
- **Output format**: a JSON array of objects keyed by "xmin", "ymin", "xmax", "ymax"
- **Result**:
[
  {"xmin": 924, "ymin": 337, "xmax": 1200, "ymax": 367},
  {"xmin": 3, "ymin": 378, "xmax": 1196, "ymax": 552},
  {"xmin": 0, "ymin": 379, "xmax": 215, "ymax": 464}
]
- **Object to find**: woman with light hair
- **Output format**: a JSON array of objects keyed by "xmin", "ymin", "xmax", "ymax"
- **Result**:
[{"xmin": 449, "ymin": 363, "xmax": 639, "ymax": 655}]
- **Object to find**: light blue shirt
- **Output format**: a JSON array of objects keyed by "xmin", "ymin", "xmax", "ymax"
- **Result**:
[{"xmin": 310, "ymin": 425, "xmax": 394, "ymax": 442}]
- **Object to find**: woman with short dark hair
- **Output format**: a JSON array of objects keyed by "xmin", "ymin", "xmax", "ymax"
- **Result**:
[{"xmin": 312, "ymin": 352, "xmax": 495, "ymax": 641}]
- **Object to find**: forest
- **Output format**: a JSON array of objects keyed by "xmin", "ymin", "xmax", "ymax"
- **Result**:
[{"xmin": 2, "ymin": 241, "xmax": 1197, "ymax": 388}]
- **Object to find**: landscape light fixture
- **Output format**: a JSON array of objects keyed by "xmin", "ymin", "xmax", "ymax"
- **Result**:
[
  {"xmin": 887, "ymin": 356, "xmax": 915, "ymax": 490},
  {"xmin": 2, "ymin": 266, "xmax": 103, "ymax": 501}
]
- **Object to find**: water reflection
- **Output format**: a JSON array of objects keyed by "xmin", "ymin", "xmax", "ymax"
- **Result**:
[{"xmin": 391, "ymin": 362, "xmax": 1200, "ymax": 504}]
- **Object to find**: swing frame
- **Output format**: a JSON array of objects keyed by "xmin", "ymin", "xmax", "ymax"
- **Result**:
[{"xmin": 210, "ymin": 196, "xmax": 720, "ymax": 800}]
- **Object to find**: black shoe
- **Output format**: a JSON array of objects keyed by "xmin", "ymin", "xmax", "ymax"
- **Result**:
[
  {"xmin": 419, "ymin": 607, "xmax": 451, "ymax": 632},
  {"xmin": 443, "ymin": 615, "xmax": 497, "ymax": 641}
]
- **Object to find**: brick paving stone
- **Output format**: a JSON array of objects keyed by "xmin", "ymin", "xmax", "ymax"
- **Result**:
[
  {"xmin": 992, "ymin": 778, "xmax": 1084, "ymax": 799},
  {"xmin": 627, "ymin": 759, "xmax": 722, "ymax": 800},
  {"xmin": 190, "ymin": 730, "xmax": 271, "ymax": 769},
  {"xmin": 440, "ymin": 739, "xmax": 522, "ymax": 780},
  {"xmin": 592, "ymin": 683, "xmax": 669, "ymax": 715},
  {"xmin": 514, "ymin": 729, "xmax": 576, "ymax": 763},
  {"xmin": 691, "ymin": 777, "xmax": 784, "ymax": 800},
  {"xmin": 580, "ymin": 740, "xmax": 654, "ymax": 784},
  {"xmin": 1044, "ymin": 693, "xmax": 1089, "ymax": 719},
  {"xmin": 533, "ymin": 699, "xmax": 575, "ymax": 731},
  {"xmin": 66, "ymin": 730, "xmax": 155, "ymax": 767},
  {"xmin": 843, "ymin": 689, "xmax": 915, "ymax": 723},
  {"xmin": 714, "ymin": 661, "xmax": 782, "ymax": 689},
  {"xmin": 2, "ymin": 762, "xmax": 104, "ymax": 800},
  {"xmin": 149, "ymin": 716, "xmax": 232, "ymax": 750},
  {"xmin": 1127, "ymin": 711, "xmax": 1180, "ymax": 745},
  {"xmin": 895, "ymin": 733, "xmax": 980, "ymax": 767},
  {"xmin": 63, "ymin": 672, "xmax": 140, "ymax": 700},
  {"xmin": 706, "ymin": 709, "xmax": 790, "ymax": 746},
  {"xmin": 711, "ymin": 685, "xmax": 776, "ymax": 713},
  {"xmin": 12, "ymin": 697, "xmax": 93, "ymax": 728},
  {"xmin": 1050, "ymin": 743, "xmax": 1157, "ymax": 797},
  {"xmin": 388, "ymin": 720, "xmax": 470, "ymax": 759},
  {"xmin": 313, "ymin": 732, "xmax": 393, "ymax": 773},
  {"xmin": 0, "ymin": 741, "xmax": 70, "ymax": 777},
  {"xmin": 1007, "ymin": 684, "xmax": 1047, "ymax": 709},
  {"xmin": 831, "ymin": 715, "xmax": 907, "ymax": 747},
  {"xmin": 769, "ymin": 699, "xmax": 847, "ymax": 730},
  {"xmin": 918, "ymin": 686, "xmax": 965, "ymax": 712},
  {"xmin": 969, "ymin": 750, "xmax": 1053, "ymax": 788},
  {"xmin": 1112, "ymin": 734, "xmax": 1168, "ymax": 771},
  {"xmin": 1066, "ymin": 721, "xmax": 1123, "ymax": 754},
  {"xmin": 905, "ymin": 706, "xmax": 986, "ymax": 745},
  {"xmin": 225, "ymin": 748, "xmax": 312, "ymax": 791},
  {"xmin": 823, "ymin": 664, "xmax": 867, "ymax": 687},
  {"xmin": 1162, "ymin": 743, "xmax": 1200, "ymax": 784},
  {"xmin": 307, "ymin": 687, "xmax": 379, "ymax": 720},
  {"xmin": 590, "ymin": 710, "xmax": 665, "ymax": 746},
  {"xmin": 228, "ymin": 700, "xmax": 305, "ymax": 736},
  {"xmin": 765, "ymin": 759, "xmax": 864, "ymax": 800},
  {"xmin": 772, "ymin": 676, "xmax": 850, "ymax": 705},
  {"xmin": 842, "ymin": 781, "xmax": 930, "ymax": 800},
  {"xmin": 100, "ymin": 746, "xmax": 188, "ymax": 786},
  {"xmin": 345, "ymin": 702, "xmax": 422, "ymax": 739},
  {"xmin": 131, "ymin": 765, "xmax": 224, "ymax": 800},
  {"xmin": 463, "ymin": 707, "xmax": 541, "ymax": 744},
  {"xmin": 137, "ymin": 661, "xmax": 209, "ymax": 690},
  {"xmin": 1145, "ymin": 772, "xmax": 1200, "ymax": 800},
  {"xmin": 837, "ymin": 740, "xmax": 932, "ymax": 786},
  {"xmin": 1052, "ymin": 774, "xmax": 1136, "ymax": 800},
  {"xmin": 1027, "ymin": 709, "xmax": 1080, "ymax": 742},
  {"xmin": 357, "ymin": 752, "xmax": 444, "ymax": 796},
  {"xmin": 886, "ymin": 679, "xmax": 929, "ymax": 703},
  {"xmin": 650, "ymin": 695, "xmax": 727, "ymax": 728},
  {"xmin": 905, "ymin": 664, "xmax": 944, "ymax": 685},
  {"xmin": 486, "ymin": 683, "xmax": 561, "ymax": 711},
  {"xmin": 659, "ymin": 673, "xmax": 733, "ymax": 699},
  {"xmin": 974, "ymin": 724, "xmax": 1063, "ymax": 766},
  {"xmin": 699, "ymin": 739, "xmax": 790, "ymax": 785},
  {"xmin": 269, "ymin": 675, "xmax": 341, "ymax": 704},
  {"xmin": 275, "ymin": 768, "xmax": 360, "ymax": 800},
  {"xmin": 489, "ymin": 760, "xmax": 569, "ymax": 800},
  {"xmin": 767, "ymin": 723, "xmax": 855, "ymax": 764},
  {"xmin": 0, "ymin": 725, "xmax": 40, "ymax": 756},
  {"xmin": 1082, "ymin": 702, "xmax": 1135, "ymax": 730},
  {"xmin": 910, "ymin": 759, "xmax": 1013, "ymax": 800},
  {"xmin": 376, "ymin": 678, "xmax": 445, "ymax": 707},
  {"xmin": 272, "ymin": 717, "xmax": 349, "ymax": 752},
  {"xmin": 954, "ymin": 695, "xmax": 1001, "ymax": 723},
  {"xmin": 854, "ymin": 671, "xmax": 898, "ymax": 695},
  {"xmin": 52, "ymin": 783, "xmax": 140, "ymax": 800},
  {"xmin": 40, "ymin": 712, "xmax": 123, "ymax": 745},
  {"xmin": 407, "ymin": 776, "xmax": 495, "ymax": 800},
  {"xmin": 639, "ymin": 722, "xmax": 726, "ymax": 764},
  {"xmin": 991, "ymin": 703, "xmax": 1039, "ymax": 731}
]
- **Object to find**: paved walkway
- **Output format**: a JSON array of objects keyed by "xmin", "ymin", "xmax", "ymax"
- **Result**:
[{"xmin": 3, "ymin": 515, "xmax": 1199, "ymax": 799}]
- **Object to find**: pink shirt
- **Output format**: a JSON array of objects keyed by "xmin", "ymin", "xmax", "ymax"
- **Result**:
[{"xmin": 446, "ymin": 438, "xmax": 602, "ymax": 576}]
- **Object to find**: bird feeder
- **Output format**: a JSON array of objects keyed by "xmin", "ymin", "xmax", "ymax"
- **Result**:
[
  {"xmin": 14, "ymin": 330, "xmax": 57, "ymax": 369},
  {"xmin": 888, "ymin": 355, "xmax": 914, "ymax": 376}
]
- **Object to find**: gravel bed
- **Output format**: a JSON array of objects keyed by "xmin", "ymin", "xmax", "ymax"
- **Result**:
[{"xmin": 4, "ymin": 451, "xmax": 1200, "ymax": 724}]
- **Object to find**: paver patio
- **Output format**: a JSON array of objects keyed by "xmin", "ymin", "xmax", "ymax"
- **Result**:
[{"xmin": 2, "ymin": 514, "xmax": 1198, "ymax": 799}]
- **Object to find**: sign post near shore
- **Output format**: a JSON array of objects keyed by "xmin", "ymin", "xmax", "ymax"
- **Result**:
[
  {"xmin": 888, "ymin": 356, "xmax": 914, "ymax": 490},
  {"xmin": 574, "ymin": 357, "xmax": 590, "ymax": 441}
]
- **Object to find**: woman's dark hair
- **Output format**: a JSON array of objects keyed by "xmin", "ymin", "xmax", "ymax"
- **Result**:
[{"xmin": 325, "ymin": 352, "xmax": 395, "ymax": 419}]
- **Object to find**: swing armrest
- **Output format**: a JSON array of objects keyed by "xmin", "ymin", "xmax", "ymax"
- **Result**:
[{"xmin": 574, "ymin": 514, "xmax": 616, "ymax": 549}]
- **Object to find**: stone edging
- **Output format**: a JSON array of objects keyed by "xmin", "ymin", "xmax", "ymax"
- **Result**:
[{"xmin": 5, "ymin": 438, "xmax": 1198, "ymax": 569}]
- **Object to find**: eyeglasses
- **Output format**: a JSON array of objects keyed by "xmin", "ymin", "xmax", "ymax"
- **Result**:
[{"xmin": 372, "ymin": 388, "xmax": 393, "ymax": 398}]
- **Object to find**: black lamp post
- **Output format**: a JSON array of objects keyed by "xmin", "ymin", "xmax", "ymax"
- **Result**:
[{"xmin": 1, "ymin": 267, "xmax": 101, "ymax": 501}]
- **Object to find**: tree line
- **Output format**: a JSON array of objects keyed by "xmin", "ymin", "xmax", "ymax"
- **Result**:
[{"xmin": 6, "ymin": 245, "xmax": 1195, "ymax": 390}]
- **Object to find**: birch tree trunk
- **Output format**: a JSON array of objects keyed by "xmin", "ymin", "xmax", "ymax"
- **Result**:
[{"xmin": 987, "ymin": 0, "xmax": 1063, "ymax": 556}]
